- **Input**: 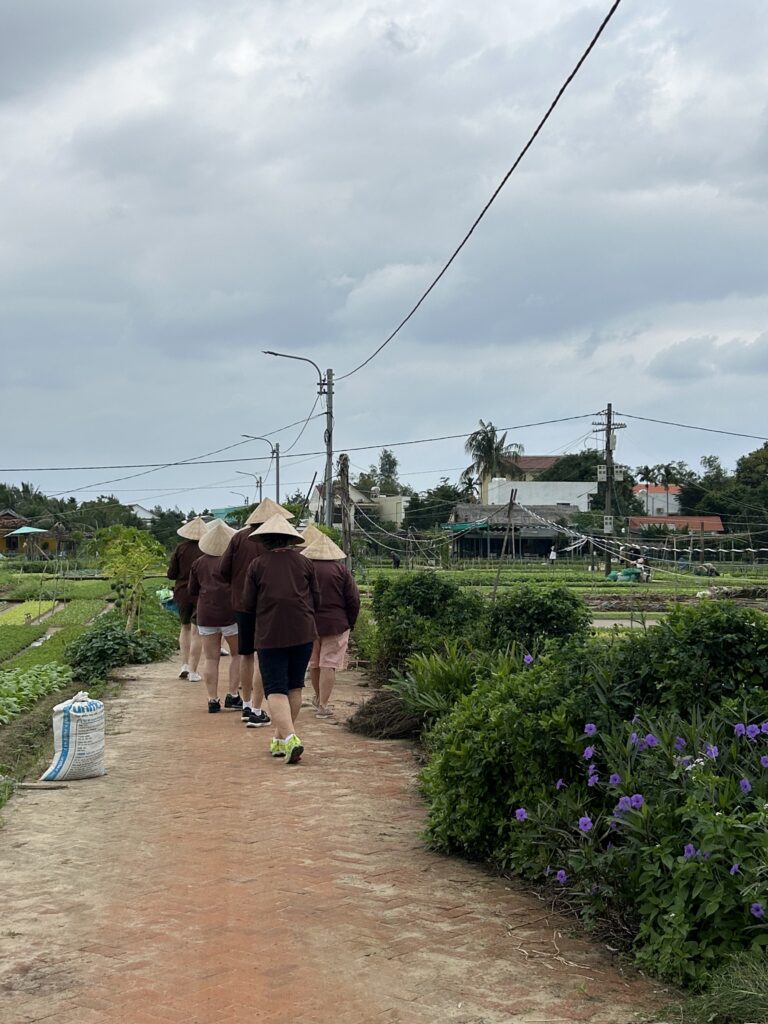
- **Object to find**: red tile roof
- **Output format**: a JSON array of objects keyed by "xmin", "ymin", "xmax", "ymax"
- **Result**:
[
  {"xmin": 629, "ymin": 515, "xmax": 724, "ymax": 533},
  {"xmin": 632, "ymin": 485, "xmax": 682, "ymax": 495}
]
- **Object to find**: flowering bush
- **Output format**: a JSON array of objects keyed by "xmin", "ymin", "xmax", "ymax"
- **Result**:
[{"xmin": 422, "ymin": 615, "xmax": 768, "ymax": 988}]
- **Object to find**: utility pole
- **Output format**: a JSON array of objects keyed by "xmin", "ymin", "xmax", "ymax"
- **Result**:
[
  {"xmin": 338, "ymin": 453, "xmax": 352, "ymax": 569},
  {"xmin": 593, "ymin": 403, "xmax": 626, "ymax": 577},
  {"xmin": 324, "ymin": 369, "xmax": 334, "ymax": 527},
  {"xmin": 257, "ymin": 477, "xmax": 263, "ymax": 503},
  {"xmin": 274, "ymin": 443, "xmax": 280, "ymax": 503}
]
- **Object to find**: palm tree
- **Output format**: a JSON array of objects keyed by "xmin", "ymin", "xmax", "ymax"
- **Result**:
[
  {"xmin": 635, "ymin": 465, "xmax": 657, "ymax": 515},
  {"xmin": 653, "ymin": 463, "xmax": 678, "ymax": 516},
  {"xmin": 458, "ymin": 469, "xmax": 480, "ymax": 503},
  {"xmin": 464, "ymin": 420, "xmax": 524, "ymax": 503}
]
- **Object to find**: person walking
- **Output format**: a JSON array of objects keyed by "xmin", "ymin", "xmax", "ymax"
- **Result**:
[
  {"xmin": 167, "ymin": 516, "xmax": 206, "ymax": 682},
  {"xmin": 188, "ymin": 519, "xmax": 241, "ymax": 714},
  {"xmin": 302, "ymin": 533, "xmax": 360, "ymax": 718},
  {"xmin": 220, "ymin": 497, "xmax": 294, "ymax": 729},
  {"xmin": 242, "ymin": 514, "xmax": 319, "ymax": 764}
]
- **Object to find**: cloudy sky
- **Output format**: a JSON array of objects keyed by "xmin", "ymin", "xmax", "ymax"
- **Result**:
[{"xmin": 2, "ymin": 0, "xmax": 767, "ymax": 511}]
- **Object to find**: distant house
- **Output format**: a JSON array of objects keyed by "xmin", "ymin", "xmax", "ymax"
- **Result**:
[
  {"xmin": 0, "ymin": 509, "xmax": 28, "ymax": 554},
  {"xmin": 488, "ymin": 479, "xmax": 596, "ymax": 512},
  {"xmin": 479, "ymin": 455, "xmax": 560, "ymax": 503},
  {"xmin": 129, "ymin": 504, "xmax": 157, "ymax": 523},
  {"xmin": 628, "ymin": 515, "xmax": 724, "ymax": 534},
  {"xmin": 210, "ymin": 507, "xmax": 241, "ymax": 525},
  {"xmin": 308, "ymin": 484, "xmax": 410, "ymax": 529},
  {"xmin": 632, "ymin": 485, "xmax": 682, "ymax": 516},
  {"xmin": 448, "ymin": 503, "xmax": 580, "ymax": 558}
]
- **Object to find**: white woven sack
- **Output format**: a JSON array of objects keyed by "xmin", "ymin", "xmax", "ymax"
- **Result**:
[{"xmin": 40, "ymin": 691, "xmax": 106, "ymax": 781}]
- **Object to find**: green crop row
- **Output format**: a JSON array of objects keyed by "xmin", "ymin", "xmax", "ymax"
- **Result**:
[
  {"xmin": 0, "ymin": 625, "xmax": 50, "ymax": 665},
  {"xmin": 0, "ymin": 600, "xmax": 57, "ymax": 625},
  {"xmin": 8, "ymin": 625, "xmax": 89, "ymax": 672},
  {"xmin": 2, "ymin": 576, "xmax": 114, "ymax": 602},
  {"xmin": 0, "ymin": 663, "xmax": 75, "ymax": 726},
  {"xmin": 49, "ymin": 599, "xmax": 106, "ymax": 628}
]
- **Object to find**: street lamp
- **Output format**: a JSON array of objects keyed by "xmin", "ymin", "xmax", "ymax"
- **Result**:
[
  {"xmin": 236, "ymin": 471, "xmax": 262, "ymax": 504},
  {"xmin": 240, "ymin": 435, "xmax": 280, "ymax": 503},
  {"xmin": 231, "ymin": 491, "xmax": 249, "ymax": 506},
  {"xmin": 264, "ymin": 350, "xmax": 334, "ymax": 527}
]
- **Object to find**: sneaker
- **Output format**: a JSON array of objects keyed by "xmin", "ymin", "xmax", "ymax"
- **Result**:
[
  {"xmin": 224, "ymin": 693, "xmax": 243, "ymax": 710},
  {"xmin": 178, "ymin": 664, "xmax": 189, "ymax": 679},
  {"xmin": 270, "ymin": 738, "xmax": 286, "ymax": 758},
  {"xmin": 188, "ymin": 671, "xmax": 202, "ymax": 683},
  {"xmin": 315, "ymin": 705, "xmax": 334, "ymax": 718},
  {"xmin": 208, "ymin": 699, "xmax": 221, "ymax": 714},
  {"xmin": 283, "ymin": 734, "xmax": 304, "ymax": 765},
  {"xmin": 241, "ymin": 706, "xmax": 253, "ymax": 722},
  {"xmin": 246, "ymin": 709, "xmax": 271, "ymax": 729}
]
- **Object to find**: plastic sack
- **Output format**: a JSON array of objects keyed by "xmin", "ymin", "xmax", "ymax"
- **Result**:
[{"xmin": 40, "ymin": 691, "xmax": 106, "ymax": 781}]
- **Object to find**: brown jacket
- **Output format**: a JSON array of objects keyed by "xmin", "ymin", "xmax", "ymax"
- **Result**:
[
  {"xmin": 188, "ymin": 555, "xmax": 235, "ymax": 628},
  {"xmin": 242, "ymin": 548, "xmax": 320, "ymax": 649},
  {"xmin": 312, "ymin": 560, "xmax": 361, "ymax": 636},
  {"xmin": 167, "ymin": 540, "xmax": 200, "ymax": 607},
  {"xmin": 219, "ymin": 528, "xmax": 267, "ymax": 613}
]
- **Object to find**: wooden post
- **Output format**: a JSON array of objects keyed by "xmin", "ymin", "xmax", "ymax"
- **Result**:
[{"xmin": 492, "ymin": 490, "xmax": 517, "ymax": 601}]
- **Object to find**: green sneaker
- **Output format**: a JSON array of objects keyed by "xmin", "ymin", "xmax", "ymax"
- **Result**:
[
  {"xmin": 270, "ymin": 738, "xmax": 286, "ymax": 758},
  {"xmin": 283, "ymin": 734, "xmax": 304, "ymax": 765}
]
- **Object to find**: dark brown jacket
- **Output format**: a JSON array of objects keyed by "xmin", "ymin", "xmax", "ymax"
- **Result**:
[
  {"xmin": 188, "ymin": 555, "xmax": 235, "ymax": 628},
  {"xmin": 312, "ymin": 560, "xmax": 361, "ymax": 636},
  {"xmin": 242, "ymin": 548, "xmax": 320, "ymax": 649},
  {"xmin": 167, "ymin": 540, "xmax": 200, "ymax": 607},
  {"xmin": 219, "ymin": 528, "xmax": 268, "ymax": 612}
]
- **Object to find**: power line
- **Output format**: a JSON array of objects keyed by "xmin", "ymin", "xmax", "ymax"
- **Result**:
[
  {"xmin": 617, "ymin": 412, "xmax": 768, "ymax": 443},
  {"xmin": 0, "ymin": 413, "xmax": 597, "ymax": 473},
  {"xmin": 337, "ymin": 0, "xmax": 625, "ymax": 381}
]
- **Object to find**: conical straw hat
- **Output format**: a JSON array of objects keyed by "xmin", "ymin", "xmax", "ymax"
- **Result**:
[
  {"xmin": 177, "ymin": 516, "xmax": 208, "ymax": 541},
  {"xmin": 300, "ymin": 523, "xmax": 325, "ymax": 545},
  {"xmin": 302, "ymin": 534, "xmax": 347, "ymax": 561},
  {"xmin": 246, "ymin": 496, "xmax": 295, "ymax": 525},
  {"xmin": 199, "ymin": 519, "xmax": 236, "ymax": 556},
  {"xmin": 250, "ymin": 513, "xmax": 304, "ymax": 544}
]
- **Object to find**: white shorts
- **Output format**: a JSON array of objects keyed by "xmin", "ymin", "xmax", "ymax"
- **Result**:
[{"xmin": 197, "ymin": 623, "xmax": 238, "ymax": 637}]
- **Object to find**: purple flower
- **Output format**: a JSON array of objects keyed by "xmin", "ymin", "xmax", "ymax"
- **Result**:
[
  {"xmin": 583, "ymin": 746, "xmax": 595, "ymax": 760},
  {"xmin": 515, "ymin": 808, "xmax": 528, "ymax": 822},
  {"xmin": 630, "ymin": 732, "xmax": 639, "ymax": 745},
  {"xmin": 645, "ymin": 734, "xmax": 659, "ymax": 748},
  {"xmin": 680, "ymin": 756, "xmax": 693, "ymax": 766},
  {"xmin": 683, "ymin": 843, "xmax": 697, "ymax": 859},
  {"xmin": 609, "ymin": 773, "xmax": 622, "ymax": 786},
  {"xmin": 762, "ymin": 722, "xmax": 768, "ymax": 735},
  {"xmin": 578, "ymin": 816, "xmax": 593, "ymax": 832},
  {"xmin": 584, "ymin": 723, "xmax": 597, "ymax": 736},
  {"xmin": 674, "ymin": 736, "xmax": 687, "ymax": 751},
  {"xmin": 740, "ymin": 778, "xmax": 752, "ymax": 794},
  {"xmin": 630, "ymin": 793, "xmax": 645, "ymax": 809},
  {"xmin": 702, "ymin": 851, "xmax": 711, "ymax": 861},
  {"xmin": 617, "ymin": 796, "xmax": 632, "ymax": 812},
  {"xmin": 746, "ymin": 724, "xmax": 760, "ymax": 741},
  {"xmin": 556, "ymin": 869, "xmax": 568, "ymax": 884},
  {"xmin": 556, "ymin": 778, "xmax": 565, "ymax": 790},
  {"xmin": 730, "ymin": 864, "xmax": 740, "ymax": 875},
  {"xmin": 523, "ymin": 654, "xmax": 534, "ymax": 665},
  {"xmin": 734, "ymin": 723, "xmax": 746, "ymax": 737},
  {"xmin": 587, "ymin": 774, "xmax": 599, "ymax": 787},
  {"xmin": 705, "ymin": 744, "xmax": 719, "ymax": 759},
  {"xmin": 637, "ymin": 740, "xmax": 648, "ymax": 752},
  {"xmin": 750, "ymin": 902, "xmax": 765, "ymax": 919},
  {"xmin": 587, "ymin": 762, "xmax": 597, "ymax": 774},
  {"xmin": 760, "ymin": 756, "xmax": 768, "ymax": 769}
]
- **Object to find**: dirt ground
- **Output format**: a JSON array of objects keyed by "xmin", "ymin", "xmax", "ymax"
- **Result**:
[{"xmin": 0, "ymin": 660, "xmax": 667, "ymax": 1023}]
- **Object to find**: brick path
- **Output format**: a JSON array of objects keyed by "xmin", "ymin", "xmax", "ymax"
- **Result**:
[{"xmin": 0, "ymin": 661, "xmax": 664, "ymax": 1023}]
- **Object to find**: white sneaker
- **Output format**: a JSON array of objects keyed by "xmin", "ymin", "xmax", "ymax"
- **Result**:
[
  {"xmin": 188, "ymin": 671, "xmax": 202, "ymax": 682},
  {"xmin": 178, "ymin": 664, "xmax": 190, "ymax": 679}
]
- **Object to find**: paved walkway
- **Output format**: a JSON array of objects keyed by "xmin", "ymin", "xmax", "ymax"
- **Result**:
[{"xmin": 1, "ymin": 661, "xmax": 663, "ymax": 1024}]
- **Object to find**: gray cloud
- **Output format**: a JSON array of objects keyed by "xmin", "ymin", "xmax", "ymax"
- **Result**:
[{"xmin": 2, "ymin": 0, "xmax": 768, "ymax": 506}]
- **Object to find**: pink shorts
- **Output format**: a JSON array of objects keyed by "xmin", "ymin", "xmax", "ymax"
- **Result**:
[{"xmin": 309, "ymin": 630, "xmax": 350, "ymax": 671}]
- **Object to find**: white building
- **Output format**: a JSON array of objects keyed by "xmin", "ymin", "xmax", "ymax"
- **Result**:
[
  {"xmin": 487, "ymin": 479, "xmax": 596, "ymax": 513},
  {"xmin": 308, "ymin": 485, "xmax": 410, "ymax": 528},
  {"xmin": 632, "ymin": 485, "xmax": 682, "ymax": 516},
  {"xmin": 129, "ymin": 504, "xmax": 157, "ymax": 523}
]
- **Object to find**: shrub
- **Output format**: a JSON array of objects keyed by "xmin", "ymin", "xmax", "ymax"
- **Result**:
[
  {"xmin": 350, "ymin": 606, "xmax": 379, "ymax": 667},
  {"xmin": 482, "ymin": 584, "xmax": 591, "ymax": 650},
  {"xmin": 66, "ymin": 608, "xmax": 176, "ymax": 682},
  {"xmin": 371, "ymin": 572, "xmax": 484, "ymax": 682}
]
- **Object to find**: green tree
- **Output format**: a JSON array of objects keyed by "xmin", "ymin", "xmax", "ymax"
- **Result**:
[
  {"xmin": 97, "ymin": 526, "xmax": 167, "ymax": 632},
  {"xmin": 634, "ymin": 464, "xmax": 657, "ymax": 514},
  {"xmin": 149, "ymin": 507, "xmax": 185, "ymax": 550},
  {"xmin": 538, "ymin": 450, "xmax": 642, "ymax": 517},
  {"xmin": 405, "ymin": 479, "xmax": 462, "ymax": 531},
  {"xmin": 464, "ymin": 421, "xmax": 524, "ymax": 501}
]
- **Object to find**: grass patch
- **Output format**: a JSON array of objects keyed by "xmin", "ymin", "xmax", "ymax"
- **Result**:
[{"xmin": 0, "ymin": 625, "xmax": 49, "ymax": 665}]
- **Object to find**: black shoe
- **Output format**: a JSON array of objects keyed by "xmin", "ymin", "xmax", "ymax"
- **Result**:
[
  {"xmin": 246, "ymin": 709, "xmax": 271, "ymax": 729},
  {"xmin": 224, "ymin": 693, "xmax": 243, "ymax": 709},
  {"xmin": 208, "ymin": 699, "xmax": 221, "ymax": 714},
  {"xmin": 241, "ymin": 706, "xmax": 252, "ymax": 722}
]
